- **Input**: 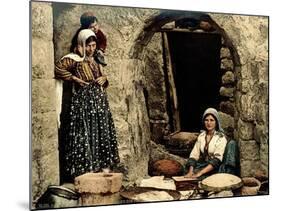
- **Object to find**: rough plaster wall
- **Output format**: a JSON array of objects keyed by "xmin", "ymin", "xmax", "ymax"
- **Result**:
[
  {"xmin": 32, "ymin": 3, "xmax": 269, "ymax": 203},
  {"xmin": 144, "ymin": 33, "xmax": 167, "ymax": 121},
  {"xmin": 136, "ymin": 13, "xmax": 268, "ymax": 177},
  {"xmin": 31, "ymin": 2, "xmax": 59, "ymax": 202},
  {"xmin": 53, "ymin": 3, "xmax": 159, "ymax": 186},
  {"xmin": 212, "ymin": 14, "xmax": 269, "ymax": 177},
  {"xmin": 143, "ymin": 32, "xmax": 169, "ymax": 142}
]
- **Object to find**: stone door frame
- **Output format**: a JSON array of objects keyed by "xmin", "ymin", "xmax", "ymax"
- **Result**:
[{"xmin": 130, "ymin": 11, "xmax": 241, "ymax": 139}]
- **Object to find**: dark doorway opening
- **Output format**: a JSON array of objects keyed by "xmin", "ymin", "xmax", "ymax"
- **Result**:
[
  {"xmin": 58, "ymin": 82, "xmax": 74, "ymax": 184},
  {"xmin": 167, "ymin": 32, "xmax": 221, "ymax": 132}
]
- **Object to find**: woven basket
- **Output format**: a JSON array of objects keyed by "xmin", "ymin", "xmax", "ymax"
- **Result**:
[{"xmin": 241, "ymin": 177, "xmax": 261, "ymax": 196}]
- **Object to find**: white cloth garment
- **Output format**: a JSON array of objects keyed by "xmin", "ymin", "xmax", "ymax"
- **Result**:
[{"xmin": 189, "ymin": 131, "xmax": 227, "ymax": 162}]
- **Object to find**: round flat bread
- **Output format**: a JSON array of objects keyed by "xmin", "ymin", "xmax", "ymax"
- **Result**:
[
  {"xmin": 133, "ymin": 191, "xmax": 174, "ymax": 202},
  {"xmin": 200, "ymin": 173, "xmax": 243, "ymax": 192}
]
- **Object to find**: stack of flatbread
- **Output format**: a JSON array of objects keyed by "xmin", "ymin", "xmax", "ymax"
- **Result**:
[{"xmin": 199, "ymin": 173, "xmax": 243, "ymax": 192}]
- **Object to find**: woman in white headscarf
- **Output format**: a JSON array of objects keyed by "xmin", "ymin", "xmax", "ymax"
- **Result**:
[
  {"xmin": 55, "ymin": 29, "xmax": 119, "ymax": 180},
  {"xmin": 184, "ymin": 108, "xmax": 227, "ymax": 179}
]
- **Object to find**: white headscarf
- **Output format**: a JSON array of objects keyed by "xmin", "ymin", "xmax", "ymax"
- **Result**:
[
  {"xmin": 63, "ymin": 29, "xmax": 96, "ymax": 62},
  {"xmin": 202, "ymin": 107, "xmax": 224, "ymax": 133}
]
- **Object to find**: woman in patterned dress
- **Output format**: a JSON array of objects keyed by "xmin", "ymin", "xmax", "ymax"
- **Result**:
[{"xmin": 55, "ymin": 29, "xmax": 119, "ymax": 180}]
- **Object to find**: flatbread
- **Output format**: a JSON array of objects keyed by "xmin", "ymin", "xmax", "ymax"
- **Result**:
[
  {"xmin": 200, "ymin": 173, "xmax": 243, "ymax": 192},
  {"xmin": 172, "ymin": 176, "xmax": 200, "ymax": 182},
  {"xmin": 133, "ymin": 191, "xmax": 174, "ymax": 202},
  {"xmin": 140, "ymin": 176, "xmax": 176, "ymax": 190}
]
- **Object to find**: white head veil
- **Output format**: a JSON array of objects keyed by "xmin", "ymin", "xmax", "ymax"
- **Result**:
[
  {"xmin": 62, "ymin": 29, "xmax": 96, "ymax": 62},
  {"xmin": 202, "ymin": 107, "xmax": 224, "ymax": 133}
]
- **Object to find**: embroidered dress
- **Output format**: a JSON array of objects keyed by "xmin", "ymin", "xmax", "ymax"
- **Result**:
[{"xmin": 55, "ymin": 52, "xmax": 119, "ymax": 179}]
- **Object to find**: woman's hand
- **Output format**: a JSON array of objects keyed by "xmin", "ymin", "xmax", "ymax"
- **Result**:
[
  {"xmin": 96, "ymin": 76, "xmax": 107, "ymax": 86},
  {"xmin": 184, "ymin": 172, "xmax": 202, "ymax": 179},
  {"xmin": 191, "ymin": 172, "xmax": 203, "ymax": 178},
  {"xmin": 72, "ymin": 76, "xmax": 89, "ymax": 87},
  {"xmin": 184, "ymin": 171, "xmax": 194, "ymax": 178}
]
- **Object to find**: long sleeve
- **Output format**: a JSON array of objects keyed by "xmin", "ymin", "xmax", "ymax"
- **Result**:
[
  {"xmin": 186, "ymin": 138, "xmax": 201, "ymax": 168},
  {"xmin": 96, "ymin": 30, "xmax": 107, "ymax": 52},
  {"xmin": 189, "ymin": 138, "xmax": 201, "ymax": 161},
  {"xmin": 55, "ymin": 57, "xmax": 76, "ymax": 81},
  {"xmin": 212, "ymin": 136, "xmax": 227, "ymax": 162},
  {"xmin": 207, "ymin": 135, "xmax": 227, "ymax": 169}
]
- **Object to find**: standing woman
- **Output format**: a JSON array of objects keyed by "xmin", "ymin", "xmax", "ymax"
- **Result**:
[
  {"xmin": 184, "ymin": 108, "xmax": 227, "ymax": 179},
  {"xmin": 55, "ymin": 29, "xmax": 120, "ymax": 180}
]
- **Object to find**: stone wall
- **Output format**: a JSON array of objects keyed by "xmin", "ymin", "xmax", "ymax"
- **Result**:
[
  {"xmin": 212, "ymin": 14, "xmax": 269, "ymax": 177},
  {"xmin": 53, "ymin": 3, "xmax": 159, "ymax": 186},
  {"xmin": 31, "ymin": 2, "xmax": 269, "ymax": 203},
  {"xmin": 143, "ymin": 32, "xmax": 170, "ymax": 143},
  {"xmin": 31, "ymin": 2, "xmax": 59, "ymax": 203},
  {"xmin": 131, "ymin": 13, "xmax": 269, "ymax": 177}
]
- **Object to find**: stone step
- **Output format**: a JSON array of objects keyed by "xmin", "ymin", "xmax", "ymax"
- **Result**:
[
  {"xmin": 163, "ymin": 131, "xmax": 199, "ymax": 158},
  {"xmin": 164, "ymin": 131, "xmax": 199, "ymax": 147},
  {"xmin": 163, "ymin": 147, "xmax": 190, "ymax": 158},
  {"xmin": 74, "ymin": 172, "xmax": 123, "ymax": 194}
]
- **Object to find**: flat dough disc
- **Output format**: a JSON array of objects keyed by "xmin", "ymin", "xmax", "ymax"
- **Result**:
[{"xmin": 200, "ymin": 173, "xmax": 243, "ymax": 192}]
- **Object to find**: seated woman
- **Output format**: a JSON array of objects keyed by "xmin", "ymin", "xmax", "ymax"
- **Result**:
[{"xmin": 184, "ymin": 108, "xmax": 227, "ymax": 179}]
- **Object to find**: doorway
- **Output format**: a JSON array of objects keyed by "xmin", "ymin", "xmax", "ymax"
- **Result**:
[{"xmin": 167, "ymin": 31, "xmax": 222, "ymax": 132}]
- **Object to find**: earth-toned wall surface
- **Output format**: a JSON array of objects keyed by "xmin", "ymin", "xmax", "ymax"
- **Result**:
[{"xmin": 31, "ymin": 1, "xmax": 268, "ymax": 202}]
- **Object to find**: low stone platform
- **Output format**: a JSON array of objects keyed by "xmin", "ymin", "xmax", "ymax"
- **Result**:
[
  {"xmin": 163, "ymin": 131, "xmax": 199, "ymax": 157},
  {"xmin": 74, "ymin": 172, "xmax": 123, "ymax": 194},
  {"xmin": 74, "ymin": 172, "xmax": 123, "ymax": 206}
]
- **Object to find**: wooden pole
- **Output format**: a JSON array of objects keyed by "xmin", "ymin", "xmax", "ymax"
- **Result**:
[{"xmin": 162, "ymin": 32, "xmax": 181, "ymax": 132}]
